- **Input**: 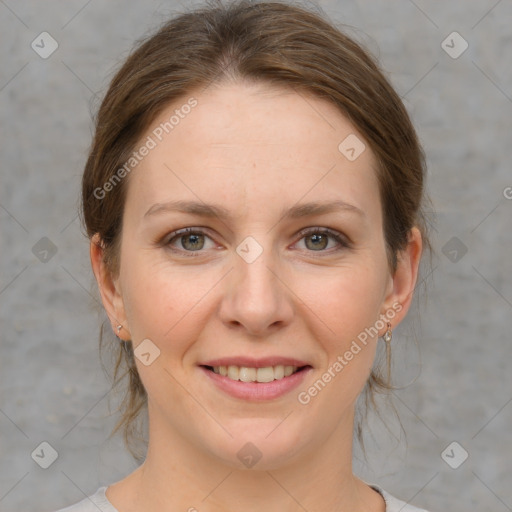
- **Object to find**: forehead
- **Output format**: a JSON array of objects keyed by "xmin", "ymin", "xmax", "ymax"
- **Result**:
[{"xmin": 124, "ymin": 81, "xmax": 381, "ymax": 223}]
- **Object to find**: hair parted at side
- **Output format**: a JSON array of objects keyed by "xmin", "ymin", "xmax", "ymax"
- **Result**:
[{"xmin": 81, "ymin": 0, "xmax": 430, "ymax": 462}]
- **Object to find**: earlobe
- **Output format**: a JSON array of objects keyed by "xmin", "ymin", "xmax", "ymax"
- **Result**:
[
  {"xmin": 381, "ymin": 227, "xmax": 423, "ymax": 327},
  {"xmin": 90, "ymin": 234, "xmax": 129, "ymax": 340}
]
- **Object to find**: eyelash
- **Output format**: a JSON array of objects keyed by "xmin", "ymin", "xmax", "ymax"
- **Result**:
[{"xmin": 162, "ymin": 227, "xmax": 350, "ymax": 257}]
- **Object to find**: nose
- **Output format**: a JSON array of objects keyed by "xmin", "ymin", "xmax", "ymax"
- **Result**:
[{"xmin": 218, "ymin": 239, "xmax": 294, "ymax": 337}]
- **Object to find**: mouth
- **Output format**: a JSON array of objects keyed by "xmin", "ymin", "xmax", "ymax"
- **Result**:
[
  {"xmin": 201, "ymin": 364, "xmax": 310, "ymax": 383},
  {"xmin": 198, "ymin": 359, "xmax": 313, "ymax": 401}
]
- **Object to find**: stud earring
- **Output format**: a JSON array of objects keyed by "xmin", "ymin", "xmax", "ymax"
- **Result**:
[
  {"xmin": 116, "ymin": 324, "xmax": 122, "ymax": 334},
  {"xmin": 383, "ymin": 322, "xmax": 392, "ymax": 343}
]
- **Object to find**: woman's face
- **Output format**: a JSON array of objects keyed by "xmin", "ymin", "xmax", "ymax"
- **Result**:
[{"xmin": 97, "ymin": 81, "xmax": 419, "ymax": 469}]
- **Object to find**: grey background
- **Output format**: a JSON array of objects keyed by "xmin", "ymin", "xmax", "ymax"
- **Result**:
[{"xmin": 1, "ymin": 1, "xmax": 511, "ymax": 511}]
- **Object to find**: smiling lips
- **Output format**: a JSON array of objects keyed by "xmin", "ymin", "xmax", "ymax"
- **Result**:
[
  {"xmin": 209, "ymin": 364, "xmax": 299, "ymax": 383},
  {"xmin": 200, "ymin": 357, "xmax": 312, "ymax": 399}
]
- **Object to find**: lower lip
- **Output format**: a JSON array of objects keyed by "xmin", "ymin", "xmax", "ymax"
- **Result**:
[{"xmin": 200, "ymin": 366, "xmax": 312, "ymax": 401}]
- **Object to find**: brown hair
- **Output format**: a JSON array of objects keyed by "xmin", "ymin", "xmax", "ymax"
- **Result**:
[{"xmin": 81, "ymin": 0, "xmax": 430, "ymax": 462}]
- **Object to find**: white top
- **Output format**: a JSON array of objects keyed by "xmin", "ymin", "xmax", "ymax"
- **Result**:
[{"xmin": 53, "ymin": 484, "xmax": 430, "ymax": 511}]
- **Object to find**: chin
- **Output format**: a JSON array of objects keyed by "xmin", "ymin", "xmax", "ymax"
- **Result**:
[{"xmin": 205, "ymin": 419, "xmax": 309, "ymax": 471}]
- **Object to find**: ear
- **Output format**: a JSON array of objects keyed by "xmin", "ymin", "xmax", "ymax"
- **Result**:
[
  {"xmin": 90, "ymin": 233, "xmax": 130, "ymax": 340},
  {"xmin": 380, "ymin": 227, "xmax": 423, "ymax": 329}
]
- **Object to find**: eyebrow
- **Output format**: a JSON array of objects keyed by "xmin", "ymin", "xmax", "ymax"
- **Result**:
[{"xmin": 144, "ymin": 199, "xmax": 365, "ymax": 221}]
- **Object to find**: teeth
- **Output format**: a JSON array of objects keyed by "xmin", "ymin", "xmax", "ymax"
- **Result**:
[
  {"xmin": 211, "ymin": 365, "xmax": 299, "ymax": 382},
  {"xmin": 274, "ymin": 365, "xmax": 285, "ymax": 379},
  {"xmin": 239, "ymin": 367, "xmax": 256, "ymax": 382},
  {"xmin": 284, "ymin": 365, "xmax": 295, "ymax": 377},
  {"xmin": 256, "ymin": 367, "xmax": 274, "ymax": 383},
  {"xmin": 227, "ymin": 365, "xmax": 239, "ymax": 380}
]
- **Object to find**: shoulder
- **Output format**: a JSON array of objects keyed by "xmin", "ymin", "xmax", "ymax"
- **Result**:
[
  {"xmin": 370, "ymin": 484, "xmax": 431, "ymax": 512},
  {"xmin": 51, "ymin": 486, "xmax": 119, "ymax": 512}
]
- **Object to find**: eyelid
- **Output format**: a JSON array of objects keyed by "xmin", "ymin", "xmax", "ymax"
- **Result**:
[
  {"xmin": 296, "ymin": 226, "xmax": 351, "ymax": 247},
  {"xmin": 161, "ymin": 225, "xmax": 351, "ymax": 255},
  {"xmin": 161, "ymin": 227, "xmax": 217, "ymax": 251}
]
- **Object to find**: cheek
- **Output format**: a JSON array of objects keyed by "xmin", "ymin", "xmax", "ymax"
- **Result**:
[
  {"xmin": 295, "ymin": 273, "xmax": 384, "ymax": 416},
  {"xmin": 297, "ymin": 262, "xmax": 387, "ymax": 337},
  {"xmin": 119, "ymin": 248, "xmax": 217, "ymax": 349},
  {"xmin": 296, "ymin": 264, "xmax": 387, "ymax": 391}
]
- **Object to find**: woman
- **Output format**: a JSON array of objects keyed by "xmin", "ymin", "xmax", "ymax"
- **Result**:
[{"xmin": 56, "ymin": 1, "xmax": 431, "ymax": 510}]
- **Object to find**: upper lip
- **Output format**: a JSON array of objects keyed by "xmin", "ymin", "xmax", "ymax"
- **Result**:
[{"xmin": 200, "ymin": 357, "xmax": 312, "ymax": 368}]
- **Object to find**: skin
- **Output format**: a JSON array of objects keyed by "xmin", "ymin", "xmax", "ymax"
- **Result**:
[{"xmin": 91, "ymin": 81, "xmax": 422, "ymax": 512}]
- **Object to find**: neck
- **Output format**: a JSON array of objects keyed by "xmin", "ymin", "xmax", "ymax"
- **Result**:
[{"xmin": 113, "ymin": 405, "xmax": 385, "ymax": 512}]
